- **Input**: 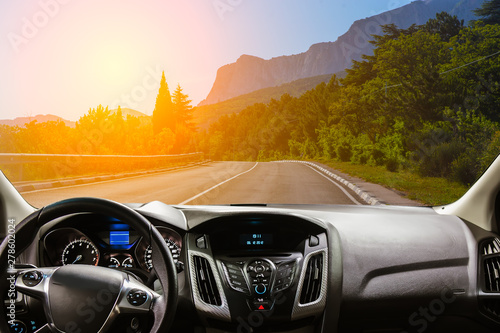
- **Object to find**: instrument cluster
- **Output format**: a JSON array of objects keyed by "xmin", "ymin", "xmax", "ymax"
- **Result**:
[{"xmin": 42, "ymin": 217, "xmax": 182, "ymax": 273}]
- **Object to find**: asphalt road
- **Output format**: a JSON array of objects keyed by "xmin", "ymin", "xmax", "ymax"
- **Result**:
[{"xmin": 20, "ymin": 161, "xmax": 364, "ymax": 208}]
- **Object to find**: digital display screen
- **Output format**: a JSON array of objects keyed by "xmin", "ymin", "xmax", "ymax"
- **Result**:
[
  {"xmin": 239, "ymin": 233, "xmax": 273, "ymax": 247},
  {"xmin": 109, "ymin": 231, "xmax": 129, "ymax": 245}
]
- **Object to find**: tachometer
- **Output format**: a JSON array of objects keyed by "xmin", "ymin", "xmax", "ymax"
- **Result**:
[
  {"xmin": 62, "ymin": 239, "xmax": 100, "ymax": 266},
  {"xmin": 144, "ymin": 239, "xmax": 180, "ymax": 270}
]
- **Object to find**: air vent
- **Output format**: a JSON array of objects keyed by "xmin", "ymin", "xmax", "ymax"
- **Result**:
[
  {"xmin": 193, "ymin": 256, "xmax": 222, "ymax": 306},
  {"xmin": 483, "ymin": 238, "xmax": 500, "ymax": 255},
  {"xmin": 482, "ymin": 299, "xmax": 500, "ymax": 319},
  {"xmin": 484, "ymin": 257, "xmax": 500, "ymax": 292},
  {"xmin": 300, "ymin": 253, "xmax": 323, "ymax": 304}
]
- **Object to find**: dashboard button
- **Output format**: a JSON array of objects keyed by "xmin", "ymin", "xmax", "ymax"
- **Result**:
[
  {"xmin": 223, "ymin": 263, "xmax": 250, "ymax": 294},
  {"xmin": 251, "ymin": 298, "xmax": 272, "ymax": 311},
  {"xmin": 309, "ymin": 235, "xmax": 320, "ymax": 247},
  {"xmin": 231, "ymin": 280, "xmax": 243, "ymax": 286},
  {"xmin": 255, "ymin": 265, "xmax": 265, "ymax": 273},
  {"xmin": 196, "ymin": 236, "xmax": 207, "ymax": 249},
  {"xmin": 255, "ymin": 283, "xmax": 267, "ymax": 294}
]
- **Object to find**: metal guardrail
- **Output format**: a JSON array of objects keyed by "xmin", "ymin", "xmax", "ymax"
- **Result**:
[
  {"xmin": 0, "ymin": 152, "xmax": 204, "ymax": 182},
  {"xmin": 0, "ymin": 152, "xmax": 203, "ymax": 164}
]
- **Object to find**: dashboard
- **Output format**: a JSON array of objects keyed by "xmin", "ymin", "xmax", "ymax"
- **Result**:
[{"xmin": 5, "ymin": 202, "xmax": 500, "ymax": 333}]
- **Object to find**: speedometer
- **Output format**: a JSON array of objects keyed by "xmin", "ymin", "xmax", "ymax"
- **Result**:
[
  {"xmin": 62, "ymin": 239, "xmax": 100, "ymax": 266},
  {"xmin": 144, "ymin": 239, "xmax": 180, "ymax": 270}
]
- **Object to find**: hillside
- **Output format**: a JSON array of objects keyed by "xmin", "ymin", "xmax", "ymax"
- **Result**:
[
  {"xmin": 0, "ymin": 108, "xmax": 151, "ymax": 129},
  {"xmin": 0, "ymin": 114, "xmax": 76, "ymax": 128},
  {"xmin": 199, "ymin": 0, "xmax": 485, "ymax": 106},
  {"xmin": 192, "ymin": 73, "xmax": 341, "ymax": 129}
]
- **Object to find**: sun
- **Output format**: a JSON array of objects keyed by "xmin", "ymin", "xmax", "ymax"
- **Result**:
[{"xmin": 85, "ymin": 41, "xmax": 139, "ymax": 88}]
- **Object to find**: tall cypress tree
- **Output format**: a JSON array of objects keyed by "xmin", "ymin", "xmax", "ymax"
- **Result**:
[
  {"xmin": 152, "ymin": 71, "xmax": 174, "ymax": 135},
  {"xmin": 172, "ymin": 84, "xmax": 194, "ymax": 130}
]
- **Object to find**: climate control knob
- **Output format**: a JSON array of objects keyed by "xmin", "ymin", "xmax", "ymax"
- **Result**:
[{"xmin": 255, "ymin": 283, "xmax": 267, "ymax": 295}]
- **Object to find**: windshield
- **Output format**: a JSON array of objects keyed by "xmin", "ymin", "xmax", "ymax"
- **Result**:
[{"xmin": 1, "ymin": 0, "xmax": 499, "ymax": 208}]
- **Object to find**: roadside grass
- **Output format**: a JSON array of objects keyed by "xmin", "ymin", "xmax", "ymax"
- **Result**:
[{"xmin": 317, "ymin": 159, "xmax": 470, "ymax": 206}]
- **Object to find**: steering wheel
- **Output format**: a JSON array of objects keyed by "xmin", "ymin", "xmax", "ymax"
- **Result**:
[{"xmin": 0, "ymin": 197, "xmax": 178, "ymax": 333}]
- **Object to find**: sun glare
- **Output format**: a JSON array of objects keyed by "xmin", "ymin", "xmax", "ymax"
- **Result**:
[{"xmin": 87, "ymin": 45, "xmax": 137, "ymax": 87}]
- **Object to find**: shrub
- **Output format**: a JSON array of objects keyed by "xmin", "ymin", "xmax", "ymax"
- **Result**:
[
  {"xmin": 337, "ymin": 143, "xmax": 352, "ymax": 162},
  {"xmin": 451, "ymin": 152, "xmax": 480, "ymax": 185},
  {"xmin": 385, "ymin": 158, "xmax": 399, "ymax": 172}
]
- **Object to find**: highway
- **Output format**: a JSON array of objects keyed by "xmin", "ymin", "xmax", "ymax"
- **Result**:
[{"xmin": 20, "ymin": 161, "xmax": 364, "ymax": 208}]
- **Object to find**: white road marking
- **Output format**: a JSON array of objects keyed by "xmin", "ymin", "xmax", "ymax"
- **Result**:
[
  {"xmin": 304, "ymin": 165, "xmax": 362, "ymax": 205},
  {"xmin": 178, "ymin": 162, "xmax": 259, "ymax": 205}
]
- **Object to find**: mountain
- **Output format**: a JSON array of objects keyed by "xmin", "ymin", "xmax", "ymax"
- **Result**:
[
  {"xmin": 109, "ymin": 107, "xmax": 149, "ymax": 118},
  {"xmin": 0, "ymin": 114, "xmax": 76, "ymax": 128},
  {"xmin": 0, "ymin": 108, "xmax": 150, "ymax": 128},
  {"xmin": 109, "ymin": 107, "xmax": 151, "ymax": 126},
  {"xmin": 199, "ymin": 0, "xmax": 486, "ymax": 106},
  {"xmin": 193, "ymin": 73, "xmax": 344, "ymax": 129}
]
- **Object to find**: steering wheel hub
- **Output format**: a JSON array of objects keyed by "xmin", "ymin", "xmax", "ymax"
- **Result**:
[{"xmin": 48, "ymin": 265, "xmax": 123, "ymax": 332}]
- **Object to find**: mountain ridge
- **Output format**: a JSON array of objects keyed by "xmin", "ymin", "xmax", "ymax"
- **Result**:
[
  {"xmin": 0, "ymin": 108, "xmax": 150, "ymax": 128},
  {"xmin": 0, "ymin": 114, "xmax": 76, "ymax": 128},
  {"xmin": 199, "ymin": 0, "xmax": 485, "ymax": 106}
]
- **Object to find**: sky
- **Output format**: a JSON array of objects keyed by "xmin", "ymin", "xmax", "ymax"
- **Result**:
[{"xmin": 0, "ymin": 0, "xmax": 415, "ymax": 121}]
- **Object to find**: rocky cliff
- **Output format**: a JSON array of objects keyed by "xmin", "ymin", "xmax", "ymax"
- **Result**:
[{"xmin": 199, "ymin": 0, "xmax": 484, "ymax": 106}]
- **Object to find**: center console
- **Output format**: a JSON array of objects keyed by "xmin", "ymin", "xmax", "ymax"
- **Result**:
[
  {"xmin": 220, "ymin": 255, "xmax": 299, "ymax": 311},
  {"xmin": 186, "ymin": 214, "xmax": 328, "ymax": 332}
]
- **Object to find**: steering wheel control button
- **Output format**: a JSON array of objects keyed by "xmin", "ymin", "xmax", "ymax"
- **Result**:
[
  {"xmin": 222, "ymin": 262, "xmax": 250, "ymax": 294},
  {"xmin": 127, "ymin": 289, "xmax": 148, "ymax": 306},
  {"xmin": 9, "ymin": 320, "xmax": 27, "ymax": 333},
  {"xmin": 22, "ymin": 271, "xmax": 43, "ymax": 287}
]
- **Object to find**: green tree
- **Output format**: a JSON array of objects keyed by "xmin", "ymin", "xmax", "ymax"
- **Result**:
[
  {"xmin": 375, "ymin": 31, "xmax": 451, "ymax": 127},
  {"xmin": 421, "ymin": 12, "xmax": 464, "ymax": 41},
  {"xmin": 444, "ymin": 23, "xmax": 500, "ymax": 122},
  {"xmin": 474, "ymin": 0, "xmax": 500, "ymax": 25},
  {"xmin": 172, "ymin": 84, "xmax": 194, "ymax": 130},
  {"xmin": 343, "ymin": 24, "xmax": 419, "ymax": 87},
  {"xmin": 76, "ymin": 105, "xmax": 113, "ymax": 154},
  {"xmin": 152, "ymin": 71, "xmax": 174, "ymax": 135}
]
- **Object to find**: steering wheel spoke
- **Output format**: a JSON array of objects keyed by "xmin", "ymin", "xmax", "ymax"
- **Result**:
[
  {"xmin": 33, "ymin": 323, "xmax": 52, "ymax": 333},
  {"xmin": 115, "ymin": 277, "xmax": 160, "ymax": 314},
  {"xmin": 13, "ymin": 267, "xmax": 57, "ymax": 300}
]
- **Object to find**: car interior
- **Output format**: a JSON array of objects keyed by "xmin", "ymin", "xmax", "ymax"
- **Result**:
[{"xmin": 1, "ymin": 154, "xmax": 500, "ymax": 333}]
